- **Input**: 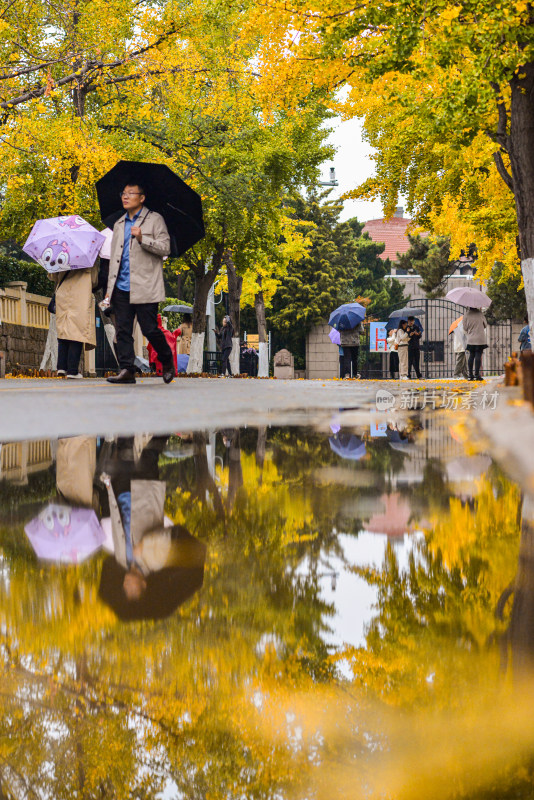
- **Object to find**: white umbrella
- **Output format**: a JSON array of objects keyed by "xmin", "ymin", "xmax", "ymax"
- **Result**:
[
  {"xmin": 446, "ymin": 287, "xmax": 491, "ymax": 308},
  {"xmin": 99, "ymin": 227, "xmax": 114, "ymax": 260}
]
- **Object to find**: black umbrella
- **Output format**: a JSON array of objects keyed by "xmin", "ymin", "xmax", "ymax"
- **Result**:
[
  {"xmin": 163, "ymin": 304, "xmax": 194, "ymax": 314},
  {"xmin": 96, "ymin": 160, "xmax": 205, "ymax": 258},
  {"xmin": 98, "ymin": 525, "xmax": 206, "ymax": 621}
]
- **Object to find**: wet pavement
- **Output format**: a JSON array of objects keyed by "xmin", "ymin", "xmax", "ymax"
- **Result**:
[
  {"xmin": 0, "ymin": 375, "xmax": 480, "ymax": 440},
  {"xmin": 1, "ymin": 405, "xmax": 534, "ymax": 799}
]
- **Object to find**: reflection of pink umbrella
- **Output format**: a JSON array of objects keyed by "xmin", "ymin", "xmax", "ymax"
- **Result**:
[
  {"xmin": 23, "ymin": 216, "xmax": 105, "ymax": 272},
  {"xmin": 24, "ymin": 504, "xmax": 105, "ymax": 564},
  {"xmin": 366, "ymin": 493, "xmax": 412, "ymax": 537},
  {"xmin": 329, "ymin": 328, "xmax": 341, "ymax": 345}
]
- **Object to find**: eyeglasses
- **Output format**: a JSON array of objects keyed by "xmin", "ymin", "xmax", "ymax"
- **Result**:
[{"xmin": 120, "ymin": 192, "xmax": 143, "ymax": 198}]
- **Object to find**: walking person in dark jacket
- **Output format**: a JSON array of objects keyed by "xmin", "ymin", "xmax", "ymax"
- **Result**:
[
  {"xmin": 217, "ymin": 315, "xmax": 234, "ymax": 377},
  {"xmin": 406, "ymin": 316, "xmax": 422, "ymax": 379}
]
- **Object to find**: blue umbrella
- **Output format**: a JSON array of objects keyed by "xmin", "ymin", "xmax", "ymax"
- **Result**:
[
  {"xmin": 329, "ymin": 433, "xmax": 366, "ymax": 461},
  {"xmin": 329, "ymin": 303, "xmax": 366, "ymax": 331}
]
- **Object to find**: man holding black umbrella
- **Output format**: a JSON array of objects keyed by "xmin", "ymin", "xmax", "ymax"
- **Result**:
[{"xmin": 104, "ymin": 183, "xmax": 175, "ymax": 384}]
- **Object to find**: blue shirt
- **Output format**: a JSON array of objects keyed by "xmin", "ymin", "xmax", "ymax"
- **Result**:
[
  {"xmin": 117, "ymin": 491, "xmax": 133, "ymax": 566},
  {"xmin": 116, "ymin": 210, "xmax": 141, "ymax": 291}
]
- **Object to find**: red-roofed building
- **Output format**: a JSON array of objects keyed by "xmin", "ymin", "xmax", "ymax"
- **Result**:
[{"xmin": 362, "ymin": 207, "xmax": 414, "ymax": 266}]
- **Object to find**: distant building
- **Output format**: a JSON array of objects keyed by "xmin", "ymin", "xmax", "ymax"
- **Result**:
[
  {"xmin": 363, "ymin": 206, "xmax": 415, "ymax": 268},
  {"xmin": 362, "ymin": 206, "xmax": 477, "ymax": 291}
]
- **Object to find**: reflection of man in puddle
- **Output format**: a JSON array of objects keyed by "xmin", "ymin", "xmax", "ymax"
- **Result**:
[{"xmin": 98, "ymin": 436, "xmax": 206, "ymax": 620}]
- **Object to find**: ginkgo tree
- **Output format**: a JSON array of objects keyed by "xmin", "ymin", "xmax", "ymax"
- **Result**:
[{"xmin": 250, "ymin": 0, "xmax": 534, "ymax": 318}]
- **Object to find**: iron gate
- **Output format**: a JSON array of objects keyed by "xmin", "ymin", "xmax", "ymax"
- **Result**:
[{"xmin": 360, "ymin": 299, "xmax": 512, "ymax": 379}]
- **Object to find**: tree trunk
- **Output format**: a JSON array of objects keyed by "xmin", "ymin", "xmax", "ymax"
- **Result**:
[
  {"xmin": 255, "ymin": 426, "xmax": 267, "ymax": 484},
  {"xmin": 507, "ymin": 62, "xmax": 534, "ymax": 324},
  {"xmin": 225, "ymin": 251, "xmax": 242, "ymax": 375},
  {"xmin": 226, "ymin": 430, "xmax": 243, "ymax": 512},
  {"xmin": 193, "ymin": 432, "xmax": 225, "ymax": 519},
  {"xmin": 254, "ymin": 279, "xmax": 269, "ymax": 377},
  {"xmin": 509, "ymin": 493, "xmax": 534, "ymax": 679},
  {"xmin": 187, "ymin": 250, "xmax": 223, "ymax": 373}
]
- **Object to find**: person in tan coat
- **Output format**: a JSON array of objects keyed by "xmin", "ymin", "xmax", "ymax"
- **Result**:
[
  {"xmin": 50, "ymin": 265, "xmax": 98, "ymax": 378},
  {"xmin": 104, "ymin": 182, "xmax": 175, "ymax": 385}
]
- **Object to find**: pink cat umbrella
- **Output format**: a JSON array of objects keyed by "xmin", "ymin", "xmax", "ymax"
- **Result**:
[
  {"xmin": 24, "ymin": 504, "xmax": 106, "ymax": 564},
  {"xmin": 23, "ymin": 215, "xmax": 105, "ymax": 273}
]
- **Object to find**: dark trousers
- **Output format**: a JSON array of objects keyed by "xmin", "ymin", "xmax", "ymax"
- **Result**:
[
  {"xmin": 57, "ymin": 339, "xmax": 83, "ymax": 376},
  {"xmin": 467, "ymin": 346, "xmax": 484, "ymax": 378},
  {"xmin": 112, "ymin": 288, "xmax": 173, "ymax": 373},
  {"xmin": 221, "ymin": 346, "xmax": 233, "ymax": 376},
  {"xmin": 408, "ymin": 346, "xmax": 421, "ymax": 378},
  {"xmin": 389, "ymin": 351, "xmax": 399, "ymax": 378},
  {"xmin": 342, "ymin": 346, "xmax": 359, "ymax": 377}
]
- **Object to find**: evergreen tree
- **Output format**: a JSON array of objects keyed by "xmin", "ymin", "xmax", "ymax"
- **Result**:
[
  {"xmin": 396, "ymin": 234, "xmax": 452, "ymax": 298},
  {"xmin": 486, "ymin": 262, "xmax": 527, "ymax": 322},
  {"xmin": 345, "ymin": 218, "xmax": 405, "ymax": 314},
  {"xmin": 268, "ymin": 191, "xmax": 359, "ymax": 354},
  {"xmin": 268, "ymin": 194, "xmax": 406, "ymax": 359}
]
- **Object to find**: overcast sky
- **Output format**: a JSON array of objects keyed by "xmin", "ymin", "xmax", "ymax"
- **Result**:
[{"xmin": 318, "ymin": 116, "xmax": 386, "ymax": 223}]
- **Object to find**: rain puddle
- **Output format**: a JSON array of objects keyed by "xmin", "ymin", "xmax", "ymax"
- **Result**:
[{"xmin": 0, "ymin": 414, "xmax": 533, "ymax": 799}]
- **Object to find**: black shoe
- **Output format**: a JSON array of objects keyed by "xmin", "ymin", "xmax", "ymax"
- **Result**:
[
  {"xmin": 107, "ymin": 369, "xmax": 136, "ymax": 384},
  {"xmin": 162, "ymin": 365, "xmax": 175, "ymax": 384},
  {"xmin": 468, "ymin": 375, "xmax": 475, "ymax": 381},
  {"xmin": 474, "ymin": 375, "xmax": 483, "ymax": 381}
]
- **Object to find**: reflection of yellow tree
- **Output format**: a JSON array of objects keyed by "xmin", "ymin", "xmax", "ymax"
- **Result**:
[
  {"xmin": 339, "ymin": 477, "xmax": 521, "ymax": 709},
  {"xmin": 0, "ymin": 433, "xmax": 347, "ymax": 798}
]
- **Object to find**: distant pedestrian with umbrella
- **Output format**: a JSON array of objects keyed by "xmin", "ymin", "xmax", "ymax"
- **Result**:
[
  {"xmin": 96, "ymin": 161, "xmax": 205, "ymax": 385},
  {"xmin": 395, "ymin": 320, "xmax": 410, "ymax": 380},
  {"xmin": 406, "ymin": 315, "xmax": 422, "ymax": 379},
  {"xmin": 449, "ymin": 316, "xmax": 468, "ymax": 379},
  {"xmin": 386, "ymin": 328, "xmax": 399, "ymax": 378},
  {"xmin": 329, "ymin": 302, "xmax": 366, "ymax": 379},
  {"xmin": 463, "ymin": 307, "xmax": 488, "ymax": 380},
  {"xmin": 445, "ymin": 287, "xmax": 491, "ymax": 381}
]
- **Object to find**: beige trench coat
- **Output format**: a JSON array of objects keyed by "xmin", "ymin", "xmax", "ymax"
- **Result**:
[
  {"xmin": 51, "ymin": 265, "xmax": 98, "ymax": 349},
  {"xmin": 56, "ymin": 436, "xmax": 97, "ymax": 507},
  {"xmin": 106, "ymin": 207, "xmax": 170, "ymax": 304},
  {"xmin": 104, "ymin": 479, "xmax": 206, "ymax": 575}
]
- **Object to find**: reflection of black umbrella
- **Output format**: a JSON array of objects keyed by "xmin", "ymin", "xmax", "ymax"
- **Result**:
[
  {"xmin": 96, "ymin": 161, "xmax": 205, "ymax": 258},
  {"xmin": 163, "ymin": 304, "xmax": 194, "ymax": 314},
  {"xmin": 98, "ymin": 525, "xmax": 206, "ymax": 621}
]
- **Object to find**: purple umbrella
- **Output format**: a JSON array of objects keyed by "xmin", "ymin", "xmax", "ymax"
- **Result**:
[
  {"xmin": 23, "ymin": 215, "xmax": 105, "ymax": 272},
  {"xmin": 329, "ymin": 328, "xmax": 341, "ymax": 345},
  {"xmin": 25, "ymin": 504, "xmax": 105, "ymax": 564}
]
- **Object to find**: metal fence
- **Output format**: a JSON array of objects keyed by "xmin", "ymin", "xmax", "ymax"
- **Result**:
[{"xmin": 360, "ymin": 299, "xmax": 512, "ymax": 379}]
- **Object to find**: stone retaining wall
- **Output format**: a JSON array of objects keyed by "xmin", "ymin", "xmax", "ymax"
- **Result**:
[
  {"xmin": 306, "ymin": 323, "xmax": 339, "ymax": 379},
  {"xmin": 0, "ymin": 322, "xmax": 48, "ymax": 372}
]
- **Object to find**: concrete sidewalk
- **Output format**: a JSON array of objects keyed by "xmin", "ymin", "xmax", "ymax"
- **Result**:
[{"xmin": 0, "ymin": 376, "xmax": 474, "ymax": 442}]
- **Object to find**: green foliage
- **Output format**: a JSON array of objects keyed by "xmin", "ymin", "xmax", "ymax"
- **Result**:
[
  {"xmin": 486, "ymin": 262, "xmax": 527, "ymax": 322},
  {"xmin": 0, "ymin": 252, "xmax": 52, "ymax": 296}
]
